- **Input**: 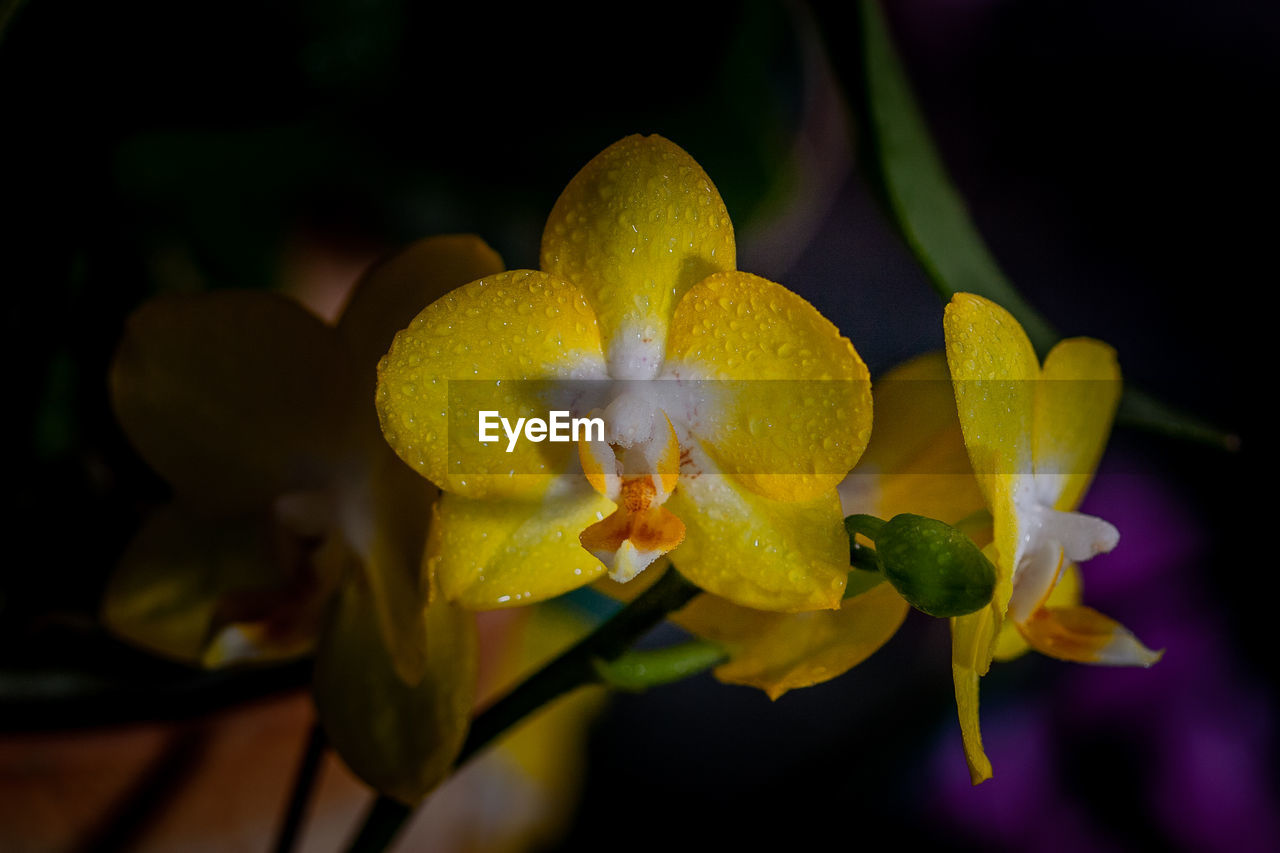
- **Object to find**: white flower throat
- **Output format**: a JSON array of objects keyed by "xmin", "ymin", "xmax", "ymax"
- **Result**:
[{"xmin": 1008, "ymin": 473, "xmax": 1119, "ymax": 622}]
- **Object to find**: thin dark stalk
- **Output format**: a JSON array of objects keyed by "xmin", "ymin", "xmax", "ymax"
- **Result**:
[
  {"xmin": 273, "ymin": 721, "xmax": 327, "ymax": 853},
  {"xmin": 344, "ymin": 566, "xmax": 703, "ymax": 853}
]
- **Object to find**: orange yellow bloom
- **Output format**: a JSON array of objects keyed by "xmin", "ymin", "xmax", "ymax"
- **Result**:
[
  {"xmin": 104, "ymin": 236, "xmax": 501, "ymax": 801},
  {"xmin": 377, "ymin": 135, "xmax": 872, "ymax": 613}
]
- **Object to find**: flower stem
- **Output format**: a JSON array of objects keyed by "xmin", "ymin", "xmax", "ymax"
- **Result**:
[
  {"xmin": 343, "ymin": 566, "xmax": 704, "ymax": 853},
  {"xmin": 273, "ymin": 721, "xmax": 327, "ymax": 853}
]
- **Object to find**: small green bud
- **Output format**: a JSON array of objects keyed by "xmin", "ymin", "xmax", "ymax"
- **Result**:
[{"xmin": 874, "ymin": 513, "xmax": 995, "ymax": 618}]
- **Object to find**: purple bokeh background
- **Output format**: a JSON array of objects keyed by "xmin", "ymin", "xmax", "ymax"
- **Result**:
[{"xmin": 933, "ymin": 460, "xmax": 1276, "ymax": 851}]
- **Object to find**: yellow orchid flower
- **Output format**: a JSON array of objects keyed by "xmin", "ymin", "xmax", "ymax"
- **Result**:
[
  {"xmin": 377, "ymin": 135, "xmax": 873, "ymax": 613},
  {"xmin": 944, "ymin": 292, "xmax": 1162, "ymax": 784},
  {"xmin": 593, "ymin": 352, "xmax": 981, "ymax": 700},
  {"xmin": 105, "ymin": 235, "xmax": 500, "ymax": 801}
]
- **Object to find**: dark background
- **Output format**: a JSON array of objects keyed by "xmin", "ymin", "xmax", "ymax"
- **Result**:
[{"xmin": 0, "ymin": 0, "xmax": 1268, "ymax": 849}]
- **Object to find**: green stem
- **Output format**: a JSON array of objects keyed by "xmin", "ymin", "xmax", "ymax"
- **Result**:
[
  {"xmin": 345, "ymin": 796, "xmax": 410, "ymax": 853},
  {"xmin": 344, "ymin": 566, "xmax": 704, "ymax": 853},
  {"xmin": 844, "ymin": 513, "xmax": 886, "ymax": 580},
  {"xmin": 844, "ymin": 566, "xmax": 885, "ymax": 599},
  {"xmin": 844, "ymin": 513, "xmax": 885, "ymax": 543},
  {"xmin": 594, "ymin": 639, "xmax": 728, "ymax": 691}
]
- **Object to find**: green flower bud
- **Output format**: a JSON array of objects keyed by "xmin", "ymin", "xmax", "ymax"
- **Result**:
[{"xmin": 874, "ymin": 513, "xmax": 995, "ymax": 618}]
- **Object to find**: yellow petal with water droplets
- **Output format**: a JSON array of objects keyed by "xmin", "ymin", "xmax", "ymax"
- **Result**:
[
  {"xmin": 111, "ymin": 292, "xmax": 359, "ymax": 513},
  {"xmin": 428, "ymin": 489, "xmax": 617, "ymax": 610},
  {"xmin": 338, "ymin": 234, "xmax": 505, "ymax": 382},
  {"xmin": 993, "ymin": 562, "xmax": 1081, "ymax": 661},
  {"xmin": 944, "ymin": 293, "xmax": 1039, "ymax": 615},
  {"xmin": 677, "ymin": 582, "xmax": 908, "ymax": 699},
  {"xmin": 541, "ymin": 134, "xmax": 735, "ymax": 376},
  {"xmin": 376, "ymin": 270, "xmax": 607, "ymax": 499},
  {"xmin": 665, "ymin": 271, "xmax": 872, "ymax": 502},
  {"xmin": 314, "ymin": 575, "xmax": 477, "ymax": 804},
  {"xmin": 1034, "ymin": 337, "xmax": 1122, "ymax": 512},
  {"xmin": 665, "ymin": 449, "xmax": 848, "ymax": 612},
  {"xmin": 951, "ymin": 600, "xmax": 1001, "ymax": 784},
  {"xmin": 1019, "ymin": 605, "xmax": 1163, "ymax": 667}
]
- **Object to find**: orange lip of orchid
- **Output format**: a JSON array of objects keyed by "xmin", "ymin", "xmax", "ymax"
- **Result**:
[{"xmin": 375, "ymin": 134, "xmax": 874, "ymax": 613}]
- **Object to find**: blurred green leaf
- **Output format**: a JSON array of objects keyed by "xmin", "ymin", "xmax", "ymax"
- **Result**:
[
  {"xmin": 593, "ymin": 640, "xmax": 727, "ymax": 692},
  {"xmin": 1117, "ymin": 386, "xmax": 1240, "ymax": 451},
  {"xmin": 856, "ymin": 0, "xmax": 1057, "ymax": 353},
  {"xmin": 854, "ymin": 0, "xmax": 1236, "ymax": 450},
  {"xmin": 34, "ymin": 348, "xmax": 76, "ymax": 459}
]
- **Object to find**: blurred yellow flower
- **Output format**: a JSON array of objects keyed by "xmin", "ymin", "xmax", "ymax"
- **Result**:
[
  {"xmin": 104, "ymin": 235, "xmax": 501, "ymax": 801},
  {"xmin": 377, "ymin": 135, "xmax": 872, "ymax": 613},
  {"xmin": 944, "ymin": 292, "xmax": 1162, "ymax": 784}
]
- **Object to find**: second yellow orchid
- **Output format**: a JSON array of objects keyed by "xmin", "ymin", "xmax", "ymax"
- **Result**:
[
  {"xmin": 944, "ymin": 292, "xmax": 1162, "ymax": 783},
  {"xmin": 377, "ymin": 135, "xmax": 872, "ymax": 613}
]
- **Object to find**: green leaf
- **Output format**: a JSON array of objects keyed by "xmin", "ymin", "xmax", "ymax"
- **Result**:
[
  {"xmin": 856, "ymin": 0, "xmax": 1057, "ymax": 354},
  {"xmin": 854, "ymin": 0, "xmax": 1238, "ymax": 450},
  {"xmin": 592, "ymin": 640, "xmax": 727, "ymax": 692},
  {"xmin": 1117, "ymin": 386, "xmax": 1240, "ymax": 451}
]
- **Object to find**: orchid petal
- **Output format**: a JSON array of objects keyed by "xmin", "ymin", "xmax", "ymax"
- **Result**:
[
  {"xmin": 338, "ymin": 234, "xmax": 504, "ymax": 380},
  {"xmin": 376, "ymin": 271, "xmax": 607, "ymax": 499},
  {"xmin": 541, "ymin": 134, "xmax": 735, "ymax": 378},
  {"xmin": 1033, "ymin": 337, "xmax": 1122, "ymax": 512},
  {"xmin": 993, "ymin": 562, "xmax": 1081, "ymax": 662},
  {"xmin": 428, "ymin": 488, "xmax": 616, "ymax": 610},
  {"xmin": 102, "ymin": 505, "xmax": 332, "ymax": 666},
  {"xmin": 679, "ymin": 582, "xmax": 908, "ymax": 699},
  {"xmin": 665, "ymin": 271, "xmax": 872, "ymax": 502},
  {"xmin": 314, "ymin": 575, "xmax": 477, "ymax": 804},
  {"xmin": 336, "ymin": 441, "xmax": 439, "ymax": 683},
  {"xmin": 665, "ymin": 447, "xmax": 848, "ymax": 612},
  {"xmin": 944, "ymin": 293, "xmax": 1039, "ymax": 617},
  {"xmin": 1018, "ymin": 605, "xmax": 1163, "ymax": 667},
  {"xmin": 579, "ymin": 411, "xmax": 685, "ymax": 582},
  {"xmin": 111, "ymin": 292, "xmax": 359, "ymax": 512},
  {"xmin": 843, "ymin": 352, "xmax": 985, "ymax": 523},
  {"xmin": 1007, "ymin": 541, "xmax": 1065, "ymax": 625},
  {"xmin": 950, "ymin": 600, "xmax": 1000, "ymax": 784}
]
